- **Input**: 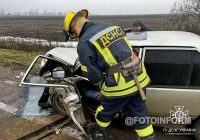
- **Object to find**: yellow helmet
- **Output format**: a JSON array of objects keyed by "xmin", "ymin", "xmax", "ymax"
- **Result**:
[{"xmin": 64, "ymin": 9, "xmax": 88, "ymax": 32}]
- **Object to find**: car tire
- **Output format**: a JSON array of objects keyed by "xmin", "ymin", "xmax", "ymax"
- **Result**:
[
  {"xmin": 194, "ymin": 118, "xmax": 200, "ymax": 140},
  {"xmin": 50, "ymin": 92, "xmax": 68, "ymax": 116}
]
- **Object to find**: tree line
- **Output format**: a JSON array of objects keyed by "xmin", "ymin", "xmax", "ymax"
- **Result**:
[
  {"xmin": 164, "ymin": 0, "xmax": 200, "ymax": 35},
  {"xmin": 0, "ymin": 8, "xmax": 65, "ymax": 16}
]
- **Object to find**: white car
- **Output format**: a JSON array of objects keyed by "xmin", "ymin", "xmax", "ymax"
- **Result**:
[{"xmin": 20, "ymin": 31, "xmax": 200, "ymax": 139}]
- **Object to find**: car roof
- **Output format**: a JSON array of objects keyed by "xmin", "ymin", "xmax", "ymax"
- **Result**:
[
  {"xmin": 46, "ymin": 31, "xmax": 200, "ymax": 65},
  {"xmin": 127, "ymin": 31, "xmax": 200, "ymax": 50}
]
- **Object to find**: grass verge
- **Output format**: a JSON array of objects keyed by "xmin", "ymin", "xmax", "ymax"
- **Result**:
[{"xmin": 0, "ymin": 48, "xmax": 44, "ymax": 70}]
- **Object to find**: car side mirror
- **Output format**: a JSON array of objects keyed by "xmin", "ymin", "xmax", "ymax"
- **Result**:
[{"xmin": 52, "ymin": 71, "xmax": 65, "ymax": 79}]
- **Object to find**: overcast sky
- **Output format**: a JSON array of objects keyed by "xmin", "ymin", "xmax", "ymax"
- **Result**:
[{"xmin": 0, "ymin": 0, "xmax": 176, "ymax": 15}]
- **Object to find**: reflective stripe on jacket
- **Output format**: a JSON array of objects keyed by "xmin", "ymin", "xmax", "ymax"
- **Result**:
[{"xmin": 77, "ymin": 22, "xmax": 150, "ymax": 97}]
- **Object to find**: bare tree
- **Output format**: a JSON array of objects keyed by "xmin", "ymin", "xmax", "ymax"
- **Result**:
[
  {"xmin": 28, "ymin": 9, "xmax": 39, "ymax": 16},
  {"xmin": 14, "ymin": 12, "xmax": 21, "ymax": 16},
  {"xmin": 164, "ymin": 0, "xmax": 200, "ymax": 35},
  {"xmin": 0, "ymin": 8, "xmax": 5, "ymax": 16}
]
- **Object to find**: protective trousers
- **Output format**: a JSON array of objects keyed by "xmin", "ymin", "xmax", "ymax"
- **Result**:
[{"xmin": 95, "ymin": 93, "xmax": 154, "ymax": 138}]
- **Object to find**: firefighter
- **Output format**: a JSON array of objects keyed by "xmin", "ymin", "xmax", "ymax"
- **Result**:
[{"xmin": 63, "ymin": 9, "xmax": 155, "ymax": 140}]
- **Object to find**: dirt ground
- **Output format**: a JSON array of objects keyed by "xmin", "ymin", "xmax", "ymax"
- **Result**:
[
  {"xmin": 0, "ymin": 66, "xmax": 23, "ymax": 107},
  {"xmin": 0, "ymin": 65, "xmax": 79, "ymax": 140}
]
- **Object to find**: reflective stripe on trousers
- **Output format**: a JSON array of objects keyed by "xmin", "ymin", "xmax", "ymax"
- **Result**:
[
  {"xmin": 135, "ymin": 124, "xmax": 154, "ymax": 137},
  {"xmin": 95, "ymin": 105, "xmax": 111, "ymax": 128}
]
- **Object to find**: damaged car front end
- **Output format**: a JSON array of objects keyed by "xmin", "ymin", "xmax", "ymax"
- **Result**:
[{"xmin": 19, "ymin": 47, "xmax": 91, "ymax": 136}]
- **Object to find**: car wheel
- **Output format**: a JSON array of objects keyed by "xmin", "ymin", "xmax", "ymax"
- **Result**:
[
  {"xmin": 194, "ymin": 118, "xmax": 200, "ymax": 140},
  {"xmin": 50, "ymin": 92, "xmax": 68, "ymax": 116}
]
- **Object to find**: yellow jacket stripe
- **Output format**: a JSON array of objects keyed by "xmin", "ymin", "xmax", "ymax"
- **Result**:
[
  {"xmin": 90, "ymin": 26, "xmax": 119, "ymax": 43},
  {"xmin": 81, "ymin": 64, "xmax": 88, "ymax": 72},
  {"xmin": 123, "ymin": 36, "xmax": 133, "ymax": 51},
  {"xmin": 114, "ymin": 72, "xmax": 126, "ymax": 84},
  {"xmin": 93, "ymin": 41, "xmax": 126, "ymax": 83},
  {"xmin": 93, "ymin": 41, "xmax": 116, "ymax": 66},
  {"xmin": 101, "ymin": 76, "xmax": 150, "ymax": 97},
  {"xmin": 102, "ymin": 63, "xmax": 148, "ymax": 91}
]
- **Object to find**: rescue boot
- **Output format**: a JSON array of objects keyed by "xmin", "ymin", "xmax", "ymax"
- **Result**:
[{"xmin": 89, "ymin": 124, "xmax": 107, "ymax": 140}]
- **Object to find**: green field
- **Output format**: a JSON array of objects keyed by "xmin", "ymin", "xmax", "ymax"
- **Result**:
[{"xmin": 0, "ymin": 48, "xmax": 42, "ymax": 70}]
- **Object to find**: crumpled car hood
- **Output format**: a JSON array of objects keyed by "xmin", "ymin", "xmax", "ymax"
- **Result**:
[{"xmin": 46, "ymin": 47, "xmax": 78, "ymax": 66}]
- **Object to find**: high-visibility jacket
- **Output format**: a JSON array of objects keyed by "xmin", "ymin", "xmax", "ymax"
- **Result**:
[{"xmin": 77, "ymin": 22, "xmax": 150, "ymax": 98}]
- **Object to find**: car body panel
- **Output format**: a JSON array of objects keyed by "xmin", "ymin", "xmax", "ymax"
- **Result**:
[
  {"xmin": 146, "ymin": 87, "xmax": 200, "ymax": 117},
  {"xmin": 141, "ymin": 47, "xmax": 200, "ymax": 119},
  {"xmin": 140, "ymin": 46, "xmax": 200, "ymax": 118},
  {"xmin": 127, "ymin": 31, "xmax": 200, "ymax": 50},
  {"xmin": 47, "ymin": 47, "xmax": 78, "ymax": 66}
]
